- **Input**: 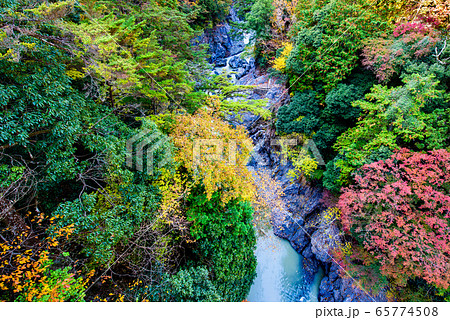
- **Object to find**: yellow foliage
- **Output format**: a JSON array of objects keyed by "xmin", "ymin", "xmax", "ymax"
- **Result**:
[
  {"xmin": 0, "ymin": 219, "xmax": 88, "ymax": 301},
  {"xmin": 279, "ymin": 135, "xmax": 318, "ymax": 179},
  {"xmin": 66, "ymin": 69, "xmax": 85, "ymax": 80},
  {"xmin": 155, "ymin": 168, "xmax": 193, "ymax": 219},
  {"xmin": 170, "ymin": 106, "xmax": 256, "ymax": 203},
  {"xmin": 272, "ymin": 42, "xmax": 293, "ymax": 71},
  {"xmin": 374, "ymin": 0, "xmax": 412, "ymax": 23},
  {"xmin": 26, "ymin": 1, "xmax": 74, "ymax": 20}
]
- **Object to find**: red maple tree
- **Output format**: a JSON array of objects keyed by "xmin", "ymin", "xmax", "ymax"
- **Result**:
[{"xmin": 339, "ymin": 148, "xmax": 450, "ymax": 289}]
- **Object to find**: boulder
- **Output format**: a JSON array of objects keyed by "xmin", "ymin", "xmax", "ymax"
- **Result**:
[
  {"xmin": 228, "ymin": 56, "xmax": 247, "ymax": 69},
  {"xmin": 318, "ymin": 262, "xmax": 389, "ymax": 302},
  {"xmin": 310, "ymin": 224, "xmax": 341, "ymax": 263},
  {"xmin": 215, "ymin": 58, "xmax": 227, "ymax": 67},
  {"xmin": 210, "ymin": 43, "xmax": 227, "ymax": 63},
  {"xmin": 319, "ymin": 277, "xmax": 335, "ymax": 302}
]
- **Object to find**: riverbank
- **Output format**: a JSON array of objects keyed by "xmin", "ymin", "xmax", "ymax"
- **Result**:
[{"xmin": 199, "ymin": 6, "xmax": 386, "ymax": 302}]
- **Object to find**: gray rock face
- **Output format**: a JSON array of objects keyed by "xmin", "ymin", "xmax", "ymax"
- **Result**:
[
  {"xmin": 311, "ymin": 224, "xmax": 341, "ymax": 263},
  {"xmin": 319, "ymin": 277, "xmax": 335, "ymax": 302},
  {"xmin": 196, "ymin": 19, "xmax": 246, "ymax": 64},
  {"xmin": 228, "ymin": 6, "xmax": 241, "ymax": 23},
  {"xmin": 199, "ymin": 5, "xmax": 387, "ymax": 303},
  {"xmin": 215, "ymin": 58, "xmax": 227, "ymax": 67},
  {"xmin": 229, "ymin": 40, "xmax": 246, "ymax": 56},
  {"xmin": 229, "ymin": 56, "xmax": 247, "ymax": 69},
  {"xmin": 318, "ymin": 263, "xmax": 388, "ymax": 302}
]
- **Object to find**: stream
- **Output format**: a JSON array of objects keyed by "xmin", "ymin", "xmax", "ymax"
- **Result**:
[
  {"xmin": 207, "ymin": 12, "xmax": 323, "ymax": 302},
  {"xmin": 247, "ymin": 229, "xmax": 324, "ymax": 302}
]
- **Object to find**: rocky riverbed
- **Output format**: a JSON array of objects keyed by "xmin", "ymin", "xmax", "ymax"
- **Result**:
[{"xmin": 199, "ymin": 6, "xmax": 386, "ymax": 302}]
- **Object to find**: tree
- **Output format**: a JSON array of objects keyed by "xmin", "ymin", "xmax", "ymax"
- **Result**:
[
  {"xmin": 196, "ymin": 0, "xmax": 232, "ymax": 25},
  {"xmin": 286, "ymin": 0, "xmax": 387, "ymax": 92},
  {"xmin": 0, "ymin": 214, "xmax": 88, "ymax": 302},
  {"xmin": 166, "ymin": 266, "xmax": 222, "ymax": 302},
  {"xmin": 0, "ymin": 0, "xmax": 201, "ymax": 301},
  {"xmin": 1, "ymin": 0, "xmax": 260, "ymax": 302},
  {"xmin": 187, "ymin": 191, "xmax": 256, "ymax": 301},
  {"xmin": 63, "ymin": 4, "xmax": 197, "ymax": 113},
  {"xmin": 372, "ymin": 0, "xmax": 450, "ymax": 29},
  {"xmin": 169, "ymin": 107, "xmax": 256, "ymax": 204},
  {"xmin": 272, "ymin": 42, "xmax": 293, "ymax": 72},
  {"xmin": 276, "ymin": 90, "xmax": 321, "ymax": 136},
  {"xmin": 201, "ymin": 74, "xmax": 270, "ymax": 119},
  {"xmin": 245, "ymin": 0, "xmax": 274, "ymax": 40},
  {"xmin": 276, "ymin": 70, "xmax": 373, "ymax": 158},
  {"xmin": 362, "ymin": 21, "xmax": 443, "ymax": 83},
  {"xmin": 338, "ymin": 148, "xmax": 450, "ymax": 289},
  {"xmin": 333, "ymin": 73, "xmax": 449, "ymax": 185}
]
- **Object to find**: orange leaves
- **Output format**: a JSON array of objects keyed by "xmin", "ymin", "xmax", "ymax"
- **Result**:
[
  {"xmin": 0, "ymin": 215, "xmax": 86, "ymax": 301},
  {"xmin": 0, "ymin": 245, "xmax": 87, "ymax": 301}
]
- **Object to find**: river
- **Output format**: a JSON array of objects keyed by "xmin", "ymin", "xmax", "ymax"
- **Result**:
[
  {"xmin": 247, "ymin": 229, "xmax": 323, "ymax": 302},
  {"xmin": 207, "ymin": 11, "xmax": 323, "ymax": 301},
  {"xmin": 209, "ymin": 21, "xmax": 323, "ymax": 302}
]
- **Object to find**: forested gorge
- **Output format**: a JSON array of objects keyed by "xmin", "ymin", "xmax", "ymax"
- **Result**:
[{"xmin": 0, "ymin": 0, "xmax": 449, "ymax": 302}]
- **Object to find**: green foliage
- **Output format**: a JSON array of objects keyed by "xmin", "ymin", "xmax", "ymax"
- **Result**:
[
  {"xmin": 437, "ymin": 287, "xmax": 450, "ymax": 302},
  {"xmin": 46, "ymin": 120, "xmax": 171, "ymax": 267},
  {"xmin": 14, "ymin": 260, "xmax": 87, "ymax": 302},
  {"xmin": 276, "ymin": 75, "xmax": 371, "ymax": 157},
  {"xmin": 234, "ymin": 0, "xmax": 255, "ymax": 18},
  {"xmin": 64, "ymin": 6, "xmax": 200, "ymax": 112},
  {"xmin": 287, "ymin": 0, "xmax": 387, "ymax": 92},
  {"xmin": 245, "ymin": 0, "xmax": 274, "ymax": 39},
  {"xmin": 6, "ymin": 0, "xmax": 449, "ymax": 303},
  {"xmin": 395, "ymin": 279, "xmax": 450, "ymax": 302},
  {"xmin": 205, "ymin": 74, "xmax": 271, "ymax": 119},
  {"xmin": 323, "ymin": 84, "xmax": 364, "ymax": 121},
  {"xmin": 166, "ymin": 266, "xmax": 222, "ymax": 302},
  {"xmin": 0, "ymin": 28, "xmax": 135, "ymax": 214},
  {"xmin": 322, "ymin": 156, "xmax": 343, "ymax": 194},
  {"xmin": 124, "ymin": 265, "xmax": 221, "ymax": 302},
  {"xmin": 0, "ymin": 165, "xmax": 24, "ymax": 190},
  {"xmin": 0, "ymin": 0, "xmax": 265, "ymax": 302},
  {"xmin": 196, "ymin": 0, "xmax": 232, "ymax": 24},
  {"xmin": 187, "ymin": 191, "xmax": 257, "ymax": 301},
  {"xmin": 276, "ymin": 90, "xmax": 320, "ymax": 135},
  {"xmin": 50, "ymin": 183, "xmax": 159, "ymax": 267},
  {"xmin": 362, "ymin": 22, "xmax": 443, "ymax": 83},
  {"xmin": 334, "ymin": 73, "xmax": 449, "ymax": 184}
]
